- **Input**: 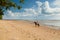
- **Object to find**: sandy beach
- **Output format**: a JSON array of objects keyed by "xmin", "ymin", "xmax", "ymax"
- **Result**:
[{"xmin": 0, "ymin": 20, "xmax": 60, "ymax": 40}]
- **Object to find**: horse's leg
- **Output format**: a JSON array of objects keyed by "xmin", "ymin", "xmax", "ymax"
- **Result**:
[
  {"xmin": 38, "ymin": 24, "xmax": 40, "ymax": 27},
  {"xmin": 34, "ymin": 23, "xmax": 36, "ymax": 27}
]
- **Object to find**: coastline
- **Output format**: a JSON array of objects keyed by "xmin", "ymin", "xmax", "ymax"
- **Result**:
[{"xmin": 0, "ymin": 20, "xmax": 60, "ymax": 40}]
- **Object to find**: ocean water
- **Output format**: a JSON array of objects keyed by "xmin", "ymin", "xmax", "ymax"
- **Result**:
[
  {"xmin": 38, "ymin": 20, "xmax": 60, "ymax": 29},
  {"xmin": 26, "ymin": 20, "xmax": 60, "ymax": 29}
]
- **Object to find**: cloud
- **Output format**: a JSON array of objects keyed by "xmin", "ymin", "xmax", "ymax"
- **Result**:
[
  {"xmin": 42, "ymin": 1, "xmax": 60, "ymax": 16},
  {"xmin": 36, "ymin": 1, "xmax": 42, "ymax": 7},
  {"xmin": 3, "ymin": 0, "xmax": 60, "ymax": 20},
  {"xmin": 42, "ymin": 1, "xmax": 53, "ymax": 14},
  {"xmin": 52, "ymin": 0, "xmax": 60, "ymax": 7},
  {"xmin": 3, "ymin": 9, "xmax": 38, "ymax": 19},
  {"xmin": 24, "ymin": 8, "xmax": 37, "ymax": 15},
  {"xmin": 5, "ymin": 10, "xmax": 35, "ymax": 17},
  {"xmin": 3, "ymin": 1, "xmax": 42, "ymax": 19}
]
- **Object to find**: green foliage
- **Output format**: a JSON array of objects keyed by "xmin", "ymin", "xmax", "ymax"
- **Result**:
[
  {"xmin": 0, "ymin": 0, "xmax": 24, "ymax": 19},
  {"xmin": 20, "ymin": 0, "xmax": 24, "ymax": 3},
  {"xmin": 18, "ymin": 6, "xmax": 22, "ymax": 9}
]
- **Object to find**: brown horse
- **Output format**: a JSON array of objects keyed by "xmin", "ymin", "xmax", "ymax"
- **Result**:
[{"xmin": 34, "ymin": 21, "xmax": 40, "ymax": 27}]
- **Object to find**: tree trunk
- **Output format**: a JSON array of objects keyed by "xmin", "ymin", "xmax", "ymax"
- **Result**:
[{"xmin": 0, "ymin": 15, "xmax": 2, "ymax": 19}]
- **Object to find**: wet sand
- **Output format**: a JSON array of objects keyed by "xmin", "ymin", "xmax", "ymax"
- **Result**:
[{"xmin": 0, "ymin": 20, "xmax": 60, "ymax": 40}]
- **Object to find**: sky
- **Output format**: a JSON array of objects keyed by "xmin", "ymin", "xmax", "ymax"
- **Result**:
[{"xmin": 3, "ymin": 0, "xmax": 60, "ymax": 20}]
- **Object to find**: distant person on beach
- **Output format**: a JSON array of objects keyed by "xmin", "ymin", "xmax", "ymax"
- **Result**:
[{"xmin": 34, "ymin": 21, "xmax": 40, "ymax": 27}]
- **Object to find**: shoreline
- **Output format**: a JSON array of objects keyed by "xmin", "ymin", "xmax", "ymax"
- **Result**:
[
  {"xmin": 1, "ymin": 20, "xmax": 60, "ymax": 30},
  {"xmin": 0, "ymin": 20, "xmax": 60, "ymax": 40}
]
